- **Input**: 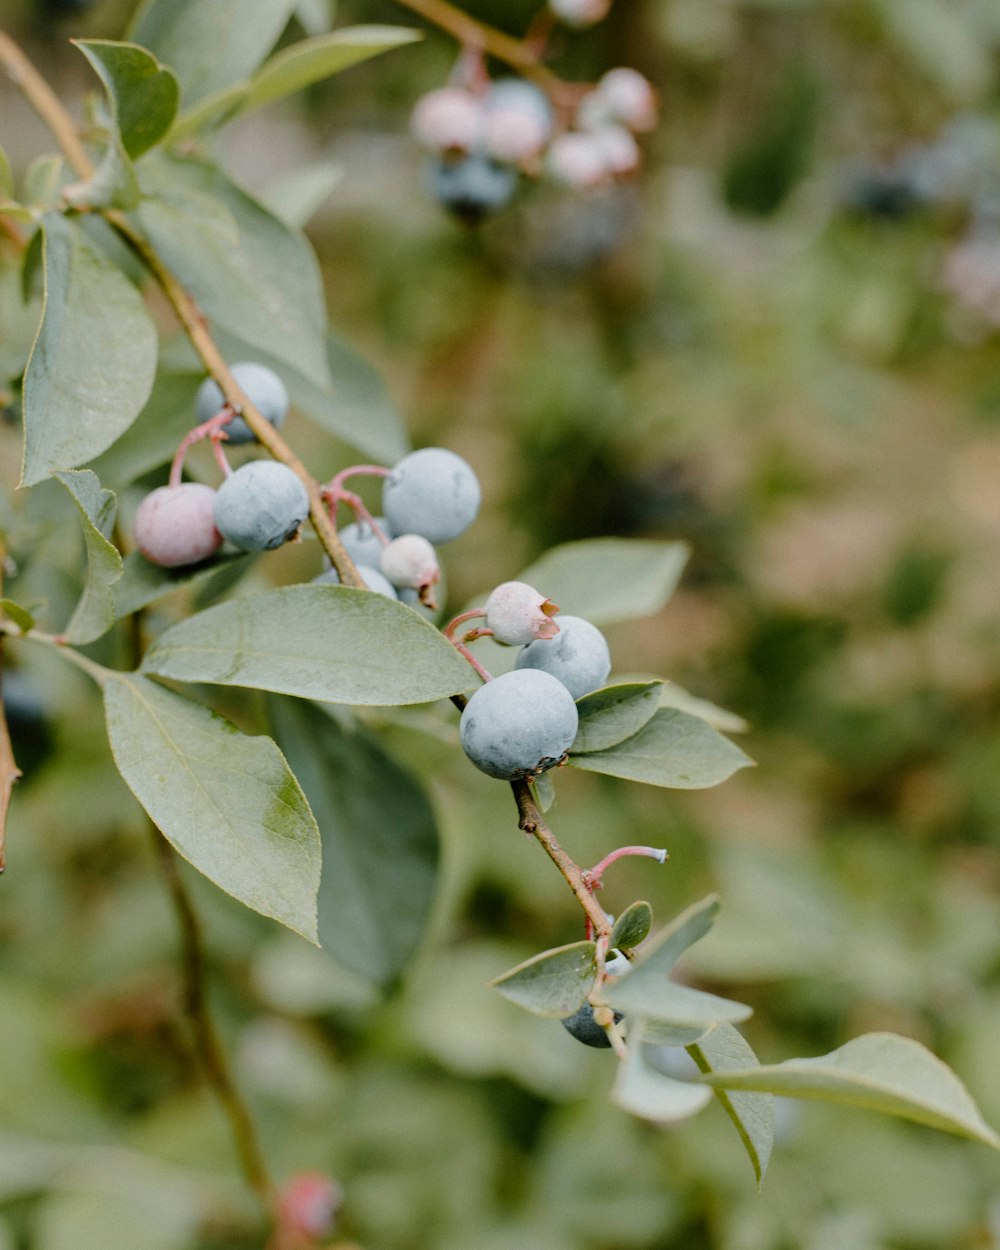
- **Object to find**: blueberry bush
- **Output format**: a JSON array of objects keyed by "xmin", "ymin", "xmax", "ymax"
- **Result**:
[{"xmin": 2, "ymin": 1, "xmax": 1000, "ymax": 1247}]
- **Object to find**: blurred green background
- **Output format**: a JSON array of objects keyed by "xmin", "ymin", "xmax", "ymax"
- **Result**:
[{"xmin": 3, "ymin": 0, "xmax": 1000, "ymax": 1246}]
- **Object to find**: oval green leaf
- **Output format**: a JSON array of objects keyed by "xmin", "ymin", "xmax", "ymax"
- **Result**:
[
  {"xmin": 21, "ymin": 214, "xmax": 157, "ymax": 486},
  {"xmin": 73, "ymin": 40, "xmax": 179, "ymax": 158},
  {"xmin": 569, "ymin": 708, "xmax": 753, "ymax": 789},
  {"xmin": 613, "ymin": 1025, "xmax": 713, "ymax": 1123},
  {"xmin": 572, "ymin": 682, "xmax": 663, "ymax": 754},
  {"xmin": 696, "ymin": 1032, "xmax": 1000, "ymax": 1149},
  {"xmin": 269, "ymin": 696, "xmax": 439, "ymax": 988},
  {"xmin": 688, "ymin": 1023, "xmax": 774, "ymax": 1188},
  {"xmin": 611, "ymin": 900, "xmax": 654, "ymax": 951},
  {"xmin": 491, "ymin": 941, "xmax": 597, "ymax": 1018},
  {"xmin": 141, "ymin": 584, "xmax": 473, "ymax": 706},
  {"xmin": 104, "ymin": 674, "xmax": 320, "ymax": 942}
]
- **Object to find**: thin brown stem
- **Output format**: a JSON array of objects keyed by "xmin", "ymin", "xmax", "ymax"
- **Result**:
[
  {"xmin": 510, "ymin": 776, "xmax": 611, "ymax": 941},
  {"xmin": 152, "ymin": 828, "xmax": 275, "ymax": 1212},
  {"xmin": 391, "ymin": 0, "xmax": 568, "ymax": 97},
  {"xmin": 0, "ymin": 29, "xmax": 94, "ymax": 179}
]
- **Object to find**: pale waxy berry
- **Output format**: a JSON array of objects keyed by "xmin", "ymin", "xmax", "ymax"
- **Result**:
[
  {"xmin": 549, "ymin": 0, "xmax": 612, "ymax": 28},
  {"xmin": 548, "ymin": 132, "xmax": 612, "ymax": 190},
  {"xmin": 585, "ymin": 68, "xmax": 657, "ymax": 134},
  {"xmin": 484, "ymin": 581, "xmax": 560, "ymax": 645},
  {"xmin": 195, "ymin": 361, "xmax": 289, "ymax": 445},
  {"xmin": 482, "ymin": 79, "xmax": 554, "ymax": 164},
  {"xmin": 411, "ymin": 87, "xmax": 486, "ymax": 153},
  {"xmin": 213, "ymin": 461, "xmax": 309, "ymax": 552},
  {"xmin": 134, "ymin": 483, "xmax": 222, "ymax": 568},
  {"xmin": 459, "ymin": 668, "xmax": 579, "ymax": 780},
  {"xmin": 380, "ymin": 533, "xmax": 441, "ymax": 603},
  {"xmin": 515, "ymin": 613, "xmax": 611, "ymax": 698}
]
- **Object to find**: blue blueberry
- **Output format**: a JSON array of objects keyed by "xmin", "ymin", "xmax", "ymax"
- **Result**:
[
  {"xmin": 383, "ymin": 448, "xmax": 481, "ymax": 545},
  {"xmin": 561, "ymin": 1003, "xmax": 624, "ymax": 1048},
  {"xmin": 515, "ymin": 615, "xmax": 611, "ymax": 699},
  {"xmin": 428, "ymin": 153, "xmax": 518, "ymax": 224},
  {"xmin": 312, "ymin": 565, "xmax": 398, "ymax": 599},
  {"xmin": 196, "ymin": 362, "xmax": 289, "ymax": 445},
  {"xmin": 213, "ymin": 460, "xmax": 309, "ymax": 551},
  {"xmin": 336, "ymin": 518, "xmax": 389, "ymax": 568},
  {"xmin": 459, "ymin": 669, "xmax": 579, "ymax": 780}
]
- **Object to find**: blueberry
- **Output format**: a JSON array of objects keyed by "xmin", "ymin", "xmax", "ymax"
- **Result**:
[
  {"xmin": 515, "ymin": 614, "xmax": 611, "ymax": 699},
  {"xmin": 195, "ymin": 362, "xmax": 289, "ymax": 445},
  {"xmin": 312, "ymin": 565, "xmax": 398, "ymax": 599},
  {"xmin": 482, "ymin": 80, "xmax": 553, "ymax": 164},
  {"xmin": 411, "ymin": 86, "xmax": 486, "ymax": 153},
  {"xmin": 428, "ymin": 153, "xmax": 518, "ymax": 224},
  {"xmin": 379, "ymin": 534, "xmax": 440, "ymax": 600},
  {"xmin": 561, "ymin": 1002, "xmax": 623, "ymax": 1048},
  {"xmin": 484, "ymin": 581, "xmax": 559, "ymax": 645},
  {"xmin": 213, "ymin": 461, "xmax": 309, "ymax": 551},
  {"xmin": 335, "ymin": 518, "xmax": 389, "ymax": 568},
  {"xmin": 133, "ymin": 483, "xmax": 222, "ymax": 568},
  {"xmin": 459, "ymin": 668, "xmax": 579, "ymax": 780},
  {"xmin": 382, "ymin": 448, "xmax": 481, "ymax": 544}
]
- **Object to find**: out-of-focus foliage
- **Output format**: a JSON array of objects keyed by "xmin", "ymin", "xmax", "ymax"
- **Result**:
[{"xmin": 4, "ymin": 0, "xmax": 1000, "ymax": 1247}]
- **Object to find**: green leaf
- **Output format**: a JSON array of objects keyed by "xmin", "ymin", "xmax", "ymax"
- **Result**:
[
  {"xmin": 658, "ymin": 681, "xmax": 749, "ymax": 734},
  {"xmin": 104, "ymin": 674, "xmax": 321, "ymax": 942},
  {"xmin": 517, "ymin": 539, "xmax": 689, "ymax": 626},
  {"xmin": 245, "ymin": 26, "xmax": 420, "ymax": 110},
  {"xmin": 611, "ymin": 900, "xmax": 653, "ymax": 951},
  {"xmin": 0, "ymin": 600, "xmax": 35, "ymax": 633},
  {"xmin": 491, "ymin": 941, "xmax": 597, "ymax": 1018},
  {"xmin": 572, "ymin": 682, "xmax": 663, "ymax": 753},
  {"xmin": 642, "ymin": 1020, "xmax": 710, "ymax": 1047},
  {"xmin": 0, "ymin": 255, "xmax": 42, "ymax": 383},
  {"xmin": 55, "ymin": 470, "xmax": 124, "ymax": 645},
  {"xmin": 138, "ymin": 155, "xmax": 330, "ymax": 390},
  {"xmin": 269, "ymin": 696, "xmax": 439, "ymax": 987},
  {"xmin": 688, "ymin": 1023, "xmax": 774, "ymax": 1188},
  {"xmin": 606, "ymin": 895, "xmax": 753, "ymax": 1028},
  {"xmin": 142, "ymin": 584, "xmax": 473, "ymax": 705},
  {"xmin": 129, "ymin": 0, "xmax": 297, "ymax": 109},
  {"xmin": 73, "ymin": 41, "xmax": 179, "ymax": 158},
  {"xmin": 112, "ymin": 550, "xmax": 253, "ymax": 620},
  {"xmin": 85, "ymin": 367, "xmax": 204, "ymax": 488},
  {"xmin": 23, "ymin": 156, "xmax": 64, "ymax": 213},
  {"xmin": 21, "ymin": 214, "xmax": 157, "ymax": 487},
  {"xmin": 532, "ymin": 771, "xmax": 556, "ymax": 813},
  {"xmin": 569, "ymin": 708, "xmax": 753, "ymax": 789},
  {"xmin": 697, "ymin": 1032, "xmax": 1000, "ymax": 1149},
  {"xmin": 260, "ymin": 161, "xmax": 344, "ymax": 228},
  {"xmin": 612, "ymin": 1023, "xmax": 713, "ymax": 1122}
]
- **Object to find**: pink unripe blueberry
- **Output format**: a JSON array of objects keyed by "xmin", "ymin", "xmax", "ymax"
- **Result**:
[
  {"xmin": 380, "ymin": 534, "xmax": 441, "ymax": 604},
  {"xmin": 411, "ymin": 87, "xmax": 486, "ymax": 153},
  {"xmin": 484, "ymin": 581, "xmax": 560, "ymax": 644},
  {"xmin": 548, "ymin": 132, "xmax": 611, "ymax": 190},
  {"xmin": 549, "ymin": 0, "xmax": 612, "ymax": 28},
  {"xmin": 592, "ymin": 68, "xmax": 657, "ymax": 133},
  {"xmin": 277, "ymin": 1172, "xmax": 342, "ymax": 1240},
  {"xmin": 133, "ymin": 483, "xmax": 222, "ymax": 568},
  {"xmin": 591, "ymin": 124, "xmax": 641, "ymax": 176},
  {"xmin": 482, "ymin": 80, "xmax": 553, "ymax": 164}
]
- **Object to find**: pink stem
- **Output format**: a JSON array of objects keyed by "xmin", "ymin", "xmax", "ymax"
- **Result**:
[
  {"xmin": 444, "ymin": 608, "xmax": 486, "ymax": 639},
  {"xmin": 169, "ymin": 410, "xmax": 234, "ymax": 488},
  {"xmin": 210, "ymin": 432, "xmax": 233, "ymax": 478},
  {"xmin": 327, "ymin": 464, "xmax": 392, "ymax": 497},
  {"xmin": 449, "ymin": 638, "xmax": 492, "ymax": 684},
  {"xmin": 583, "ymin": 845, "xmax": 668, "ymax": 891},
  {"xmin": 343, "ymin": 494, "xmax": 391, "ymax": 543}
]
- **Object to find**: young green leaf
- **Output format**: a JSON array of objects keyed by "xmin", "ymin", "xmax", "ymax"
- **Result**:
[
  {"xmin": 73, "ymin": 41, "xmax": 179, "ymax": 158},
  {"xmin": 611, "ymin": 900, "xmax": 654, "ymax": 951},
  {"xmin": 572, "ymin": 682, "xmax": 663, "ymax": 753},
  {"xmin": 104, "ymin": 674, "xmax": 321, "ymax": 943},
  {"xmin": 658, "ymin": 681, "xmax": 749, "ymax": 734},
  {"xmin": 491, "ymin": 942, "xmax": 597, "ymax": 1018},
  {"xmin": 21, "ymin": 214, "xmax": 157, "ymax": 487},
  {"xmin": 129, "ymin": 0, "xmax": 297, "ymax": 109},
  {"xmin": 244, "ymin": 26, "xmax": 421, "ymax": 111},
  {"xmin": 606, "ymin": 895, "xmax": 753, "ymax": 1028},
  {"xmin": 569, "ymin": 708, "xmax": 753, "ymax": 789},
  {"xmin": 688, "ymin": 1023, "xmax": 774, "ymax": 1188},
  {"xmin": 55, "ymin": 470, "xmax": 124, "ymax": 645},
  {"xmin": 0, "ymin": 599, "xmax": 35, "ymax": 633},
  {"xmin": 612, "ymin": 1022, "xmax": 713, "ymax": 1122},
  {"xmin": 138, "ymin": 154, "xmax": 331, "ymax": 390},
  {"xmin": 269, "ymin": 696, "xmax": 440, "ymax": 988},
  {"xmin": 517, "ymin": 539, "xmax": 689, "ymax": 626},
  {"xmin": 696, "ymin": 1032, "xmax": 1000, "ymax": 1149},
  {"xmin": 141, "ymin": 584, "xmax": 473, "ymax": 705}
]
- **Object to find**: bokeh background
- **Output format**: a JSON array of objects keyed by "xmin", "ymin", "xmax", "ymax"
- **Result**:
[{"xmin": 3, "ymin": 0, "xmax": 1000, "ymax": 1246}]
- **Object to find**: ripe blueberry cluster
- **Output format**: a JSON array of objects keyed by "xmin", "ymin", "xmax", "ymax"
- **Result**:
[
  {"xmin": 411, "ymin": 51, "xmax": 656, "ymax": 220},
  {"xmin": 457, "ymin": 581, "xmax": 612, "ymax": 780}
]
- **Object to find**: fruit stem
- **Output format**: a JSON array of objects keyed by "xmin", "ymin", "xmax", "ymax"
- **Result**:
[
  {"xmin": 448, "ymin": 638, "xmax": 492, "ymax": 683},
  {"xmin": 584, "ymin": 845, "xmax": 668, "ymax": 890},
  {"xmin": 443, "ymin": 608, "xmax": 486, "ymax": 638},
  {"xmin": 168, "ymin": 410, "xmax": 233, "ymax": 488}
]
